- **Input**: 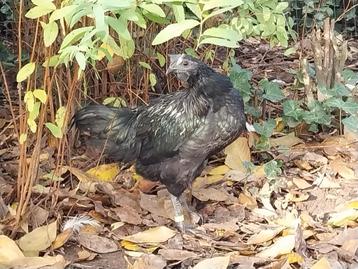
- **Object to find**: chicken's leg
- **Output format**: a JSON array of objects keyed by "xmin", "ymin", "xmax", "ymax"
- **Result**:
[{"xmin": 170, "ymin": 194, "xmax": 185, "ymax": 232}]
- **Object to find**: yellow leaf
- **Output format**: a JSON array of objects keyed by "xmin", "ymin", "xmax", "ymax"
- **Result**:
[
  {"xmin": 16, "ymin": 62, "xmax": 36, "ymax": 82},
  {"xmin": 287, "ymin": 252, "xmax": 304, "ymax": 264},
  {"xmin": 329, "ymin": 159, "xmax": 356, "ymax": 179},
  {"xmin": 18, "ymin": 221, "xmax": 57, "ymax": 253},
  {"xmin": 24, "ymin": 91, "xmax": 35, "ymax": 112},
  {"xmin": 270, "ymin": 132, "xmax": 302, "ymax": 147},
  {"xmin": 0, "ymin": 235, "xmax": 24, "ymax": 266},
  {"xmin": 121, "ymin": 240, "xmax": 141, "ymax": 251},
  {"xmin": 97, "ymin": 42, "xmax": 114, "ymax": 60},
  {"xmin": 122, "ymin": 226, "xmax": 176, "ymax": 244},
  {"xmin": 224, "ymin": 137, "xmax": 250, "ymax": 171},
  {"xmin": 192, "ymin": 174, "xmax": 223, "ymax": 190},
  {"xmin": 19, "ymin": 133, "xmax": 27, "ymax": 144},
  {"xmin": 312, "ymin": 257, "xmax": 332, "ymax": 269},
  {"xmin": 347, "ymin": 200, "xmax": 358, "ymax": 209},
  {"xmin": 274, "ymin": 117, "xmax": 285, "ymax": 132},
  {"xmin": 328, "ymin": 209, "xmax": 358, "ymax": 227},
  {"xmin": 238, "ymin": 192, "xmax": 257, "ymax": 209},
  {"xmin": 257, "ymin": 235, "xmax": 295, "ymax": 258},
  {"xmin": 86, "ymin": 163, "xmax": 120, "ymax": 182},
  {"xmin": 208, "ymin": 165, "xmax": 230, "ymax": 175}
]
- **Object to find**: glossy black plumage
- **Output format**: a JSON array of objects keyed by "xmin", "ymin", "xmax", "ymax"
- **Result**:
[{"xmin": 73, "ymin": 55, "xmax": 246, "ymax": 197}]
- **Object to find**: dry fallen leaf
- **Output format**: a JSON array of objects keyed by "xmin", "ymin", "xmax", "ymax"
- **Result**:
[
  {"xmin": 79, "ymin": 233, "xmax": 119, "ymax": 253},
  {"xmin": 52, "ymin": 228, "xmax": 73, "ymax": 250},
  {"xmin": 192, "ymin": 187, "xmax": 230, "ymax": 202},
  {"xmin": 192, "ymin": 255, "xmax": 230, "ymax": 269},
  {"xmin": 86, "ymin": 163, "xmax": 120, "ymax": 182},
  {"xmin": 341, "ymin": 239, "xmax": 358, "ymax": 258},
  {"xmin": 311, "ymin": 257, "xmax": 332, "ymax": 269},
  {"xmin": 246, "ymin": 226, "xmax": 284, "ymax": 245},
  {"xmin": 0, "ymin": 235, "xmax": 24, "ymax": 265},
  {"xmin": 257, "ymin": 235, "xmax": 296, "ymax": 258},
  {"xmin": 329, "ymin": 159, "xmax": 356, "ymax": 180},
  {"xmin": 122, "ymin": 226, "xmax": 176, "ymax": 244},
  {"xmin": 292, "ymin": 178, "xmax": 311, "ymax": 189},
  {"xmin": 158, "ymin": 249, "xmax": 198, "ymax": 261},
  {"xmin": 132, "ymin": 254, "xmax": 166, "ymax": 269},
  {"xmin": 18, "ymin": 221, "xmax": 57, "ymax": 254},
  {"xmin": 208, "ymin": 165, "xmax": 230, "ymax": 175},
  {"xmin": 270, "ymin": 132, "xmax": 303, "ymax": 148},
  {"xmin": 225, "ymin": 137, "xmax": 251, "ymax": 171},
  {"xmin": 193, "ymin": 175, "xmax": 224, "ymax": 190},
  {"xmin": 328, "ymin": 209, "xmax": 358, "ymax": 227},
  {"xmin": 10, "ymin": 255, "xmax": 66, "ymax": 269}
]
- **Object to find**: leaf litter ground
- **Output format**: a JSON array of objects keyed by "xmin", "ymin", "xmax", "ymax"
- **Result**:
[{"xmin": 1, "ymin": 40, "xmax": 358, "ymax": 269}]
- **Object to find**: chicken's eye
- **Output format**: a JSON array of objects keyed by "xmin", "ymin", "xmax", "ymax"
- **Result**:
[{"xmin": 182, "ymin": 60, "xmax": 189, "ymax": 66}]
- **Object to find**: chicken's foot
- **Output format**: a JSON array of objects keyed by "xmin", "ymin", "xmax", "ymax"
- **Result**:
[{"xmin": 170, "ymin": 194, "xmax": 185, "ymax": 232}]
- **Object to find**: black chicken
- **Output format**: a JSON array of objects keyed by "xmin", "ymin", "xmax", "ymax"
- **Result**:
[{"xmin": 73, "ymin": 54, "xmax": 246, "ymax": 231}]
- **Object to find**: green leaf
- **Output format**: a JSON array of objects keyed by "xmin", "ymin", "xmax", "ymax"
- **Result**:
[
  {"xmin": 156, "ymin": 52, "xmax": 166, "ymax": 67},
  {"xmin": 42, "ymin": 21, "xmax": 59, "ymax": 47},
  {"xmin": 275, "ymin": 2, "xmax": 288, "ymax": 13},
  {"xmin": 45, "ymin": 122, "xmax": 63, "ymax": 138},
  {"xmin": 42, "ymin": 55, "xmax": 59, "ymax": 67},
  {"xmin": 149, "ymin": 73, "xmax": 157, "ymax": 87},
  {"xmin": 229, "ymin": 62, "xmax": 252, "ymax": 103},
  {"xmin": 49, "ymin": 5, "xmax": 77, "ymax": 22},
  {"xmin": 186, "ymin": 3, "xmax": 201, "ymax": 19},
  {"xmin": 198, "ymin": 37, "xmax": 239, "ymax": 48},
  {"xmin": 59, "ymin": 26, "xmax": 94, "ymax": 51},
  {"xmin": 17, "ymin": 62, "xmax": 36, "ymax": 82},
  {"xmin": 283, "ymin": 100, "xmax": 303, "ymax": 121},
  {"xmin": 139, "ymin": 61, "xmax": 152, "ymax": 70},
  {"xmin": 152, "ymin": 19, "xmax": 200, "ymax": 45},
  {"xmin": 253, "ymin": 119, "xmax": 276, "ymax": 138},
  {"xmin": 202, "ymin": 27, "xmax": 242, "ymax": 42},
  {"xmin": 55, "ymin": 106, "xmax": 66, "ymax": 128},
  {"xmin": 25, "ymin": 5, "xmax": 56, "ymax": 19},
  {"xmin": 19, "ymin": 133, "xmax": 27, "ymax": 144},
  {"xmin": 264, "ymin": 160, "xmax": 282, "ymax": 179},
  {"xmin": 106, "ymin": 16, "xmax": 131, "ymax": 40},
  {"xmin": 140, "ymin": 3, "xmax": 165, "ymax": 17},
  {"xmin": 171, "ymin": 4, "xmax": 185, "ymax": 22},
  {"xmin": 284, "ymin": 47, "xmax": 296, "ymax": 56},
  {"xmin": 24, "ymin": 91, "xmax": 35, "ymax": 112},
  {"xmin": 262, "ymin": 7, "xmax": 271, "ymax": 21},
  {"xmin": 33, "ymin": 89, "xmax": 47, "ymax": 104},
  {"xmin": 341, "ymin": 99, "xmax": 358, "ymax": 114},
  {"xmin": 202, "ymin": 0, "xmax": 243, "ymax": 11},
  {"xmin": 28, "ymin": 101, "xmax": 41, "ymax": 121},
  {"xmin": 27, "ymin": 118, "xmax": 37, "ymax": 133},
  {"xmin": 93, "ymin": 4, "xmax": 106, "ymax": 34},
  {"xmin": 75, "ymin": 52, "xmax": 86, "ymax": 70},
  {"xmin": 260, "ymin": 79, "xmax": 285, "ymax": 102},
  {"xmin": 343, "ymin": 116, "xmax": 358, "ymax": 133}
]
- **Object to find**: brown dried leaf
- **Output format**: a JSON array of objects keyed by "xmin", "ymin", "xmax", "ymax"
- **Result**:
[
  {"xmin": 133, "ymin": 254, "xmax": 166, "ymax": 269},
  {"xmin": 292, "ymin": 178, "xmax": 312, "ymax": 189},
  {"xmin": 294, "ymin": 159, "xmax": 313, "ymax": 171},
  {"xmin": 78, "ymin": 233, "xmax": 118, "ymax": 253},
  {"xmin": 112, "ymin": 206, "xmax": 142, "ymax": 225},
  {"xmin": 329, "ymin": 159, "xmax": 356, "ymax": 179},
  {"xmin": 139, "ymin": 192, "xmax": 168, "ymax": 219},
  {"xmin": 122, "ymin": 226, "xmax": 176, "ymax": 244},
  {"xmin": 158, "ymin": 249, "xmax": 198, "ymax": 261},
  {"xmin": 192, "ymin": 187, "xmax": 230, "ymax": 202},
  {"xmin": 203, "ymin": 220, "xmax": 240, "ymax": 232},
  {"xmin": 193, "ymin": 256, "xmax": 230, "ymax": 269},
  {"xmin": 302, "ymin": 152, "xmax": 328, "ymax": 167},
  {"xmin": 52, "ymin": 229, "xmax": 73, "ymax": 250},
  {"xmin": 238, "ymin": 193, "xmax": 257, "ymax": 209},
  {"xmin": 341, "ymin": 239, "xmax": 358, "ymax": 259},
  {"xmin": 225, "ymin": 137, "xmax": 251, "ymax": 171},
  {"xmin": 192, "ymin": 175, "xmax": 224, "ymax": 190},
  {"xmin": 18, "ymin": 221, "xmax": 57, "ymax": 253}
]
